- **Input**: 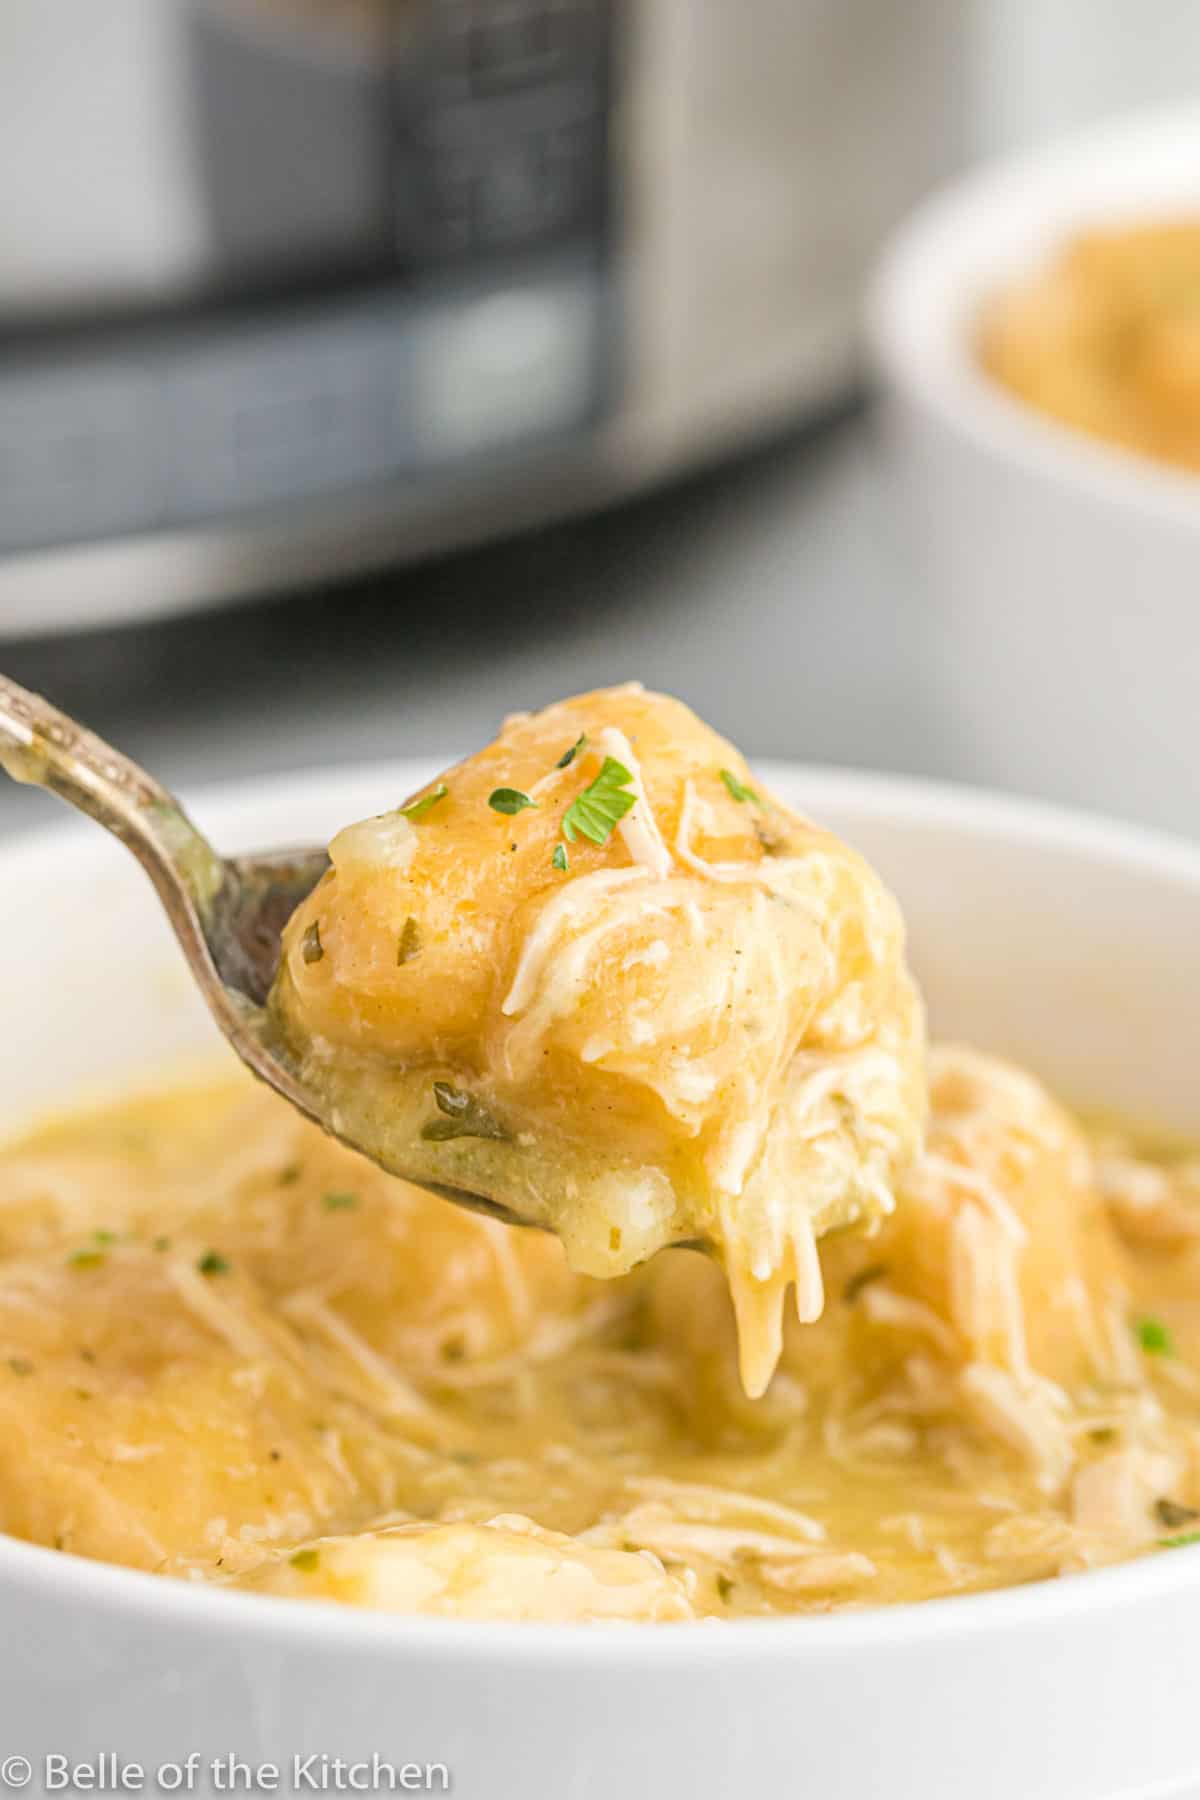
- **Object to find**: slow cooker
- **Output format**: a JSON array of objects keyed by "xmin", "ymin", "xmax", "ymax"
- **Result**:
[{"xmin": 0, "ymin": 0, "xmax": 968, "ymax": 632}]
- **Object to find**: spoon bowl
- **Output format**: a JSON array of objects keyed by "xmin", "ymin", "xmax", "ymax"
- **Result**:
[{"xmin": 0, "ymin": 674, "xmax": 531, "ymax": 1229}]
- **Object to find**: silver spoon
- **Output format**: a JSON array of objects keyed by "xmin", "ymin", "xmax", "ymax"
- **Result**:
[{"xmin": 0, "ymin": 673, "xmax": 530, "ymax": 1229}]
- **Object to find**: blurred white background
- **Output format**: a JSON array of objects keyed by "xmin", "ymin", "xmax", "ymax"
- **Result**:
[{"xmin": 974, "ymin": 0, "xmax": 1200, "ymax": 151}]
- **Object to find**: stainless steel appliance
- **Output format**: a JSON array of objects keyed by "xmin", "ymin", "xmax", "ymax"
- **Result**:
[{"xmin": 0, "ymin": 0, "xmax": 968, "ymax": 633}]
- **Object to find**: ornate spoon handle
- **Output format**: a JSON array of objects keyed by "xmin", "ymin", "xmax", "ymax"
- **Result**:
[{"xmin": 0, "ymin": 673, "xmax": 225, "ymax": 914}]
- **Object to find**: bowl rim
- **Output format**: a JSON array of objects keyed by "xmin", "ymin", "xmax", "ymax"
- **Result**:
[
  {"xmin": 4, "ymin": 755, "xmax": 1200, "ymax": 1660},
  {"xmin": 866, "ymin": 98, "xmax": 1200, "ymax": 527}
]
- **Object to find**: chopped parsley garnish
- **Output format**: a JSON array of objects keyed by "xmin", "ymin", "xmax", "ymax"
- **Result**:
[
  {"xmin": 67, "ymin": 1249, "xmax": 105, "ymax": 1271},
  {"xmin": 197, "ymin": 1251, "xmax": 230, "ymax": 1277},
  {"xmin": 278, "ymin": 1165, "xmax": 302, "ymax": 1187},
  {"xmin": 552, "ymin": 843, "xmax": 569, "ymax": 872},
  {"xmin": 488, "ymin": 787, "xmax": 538, "ymax": 816},
  {"xmin": 421, "ymin": 1082, "xmax": 509, "ymax": 1143},
  {"xmin": 1156, "ymin": 1498, "xmax": 1200, "ymax": 1530},
  {"xmin": 92, "ymin": 1229, "xmax": 118, "ymax": 1246},
  {"xmin": 400, "ymin": 782, "xmax": 448, "ymax": 822},
  {"xmin": 300, "ymin": 921, "xmax": 324, "ymax": 964},
  {"xmin": 322, "ymin": 1191, "xmax": 358, "ymax": 1212},
  {"xmin": 289, "ymin": 1548, "xmax": 321, "ymax": 1572},
  {"xmin": 716, "ymin": 1574, "xmax": 735, "ymax": 1603},
  {"xmin": 1135, "ymin": 1315, "xmax": 1175, "ymax": 1356},
  {"xmin": 556, "ymin": 734, "xmax": 587, "ymax": 770},
  {"xmin": 720, "ymin": 768, "xmax": 761, "ymax": 806},
  {"xmin": 396, "ymin": 916, "xmax": 422, "ymax": 965},
  {"xmin": 6, "ymin": 1357, "xmax": 33, "ymax": 1377},
  {"xmin": 152, "ymin": 1235, "xmax": 171, "ymax": 1253},
  {"xmin": 843, "ymin": 1263, "xmax": 889, "ymax": 1304},
  {"xmin": 1159, "ymin": 1532, "xmax": 1200, "ymax": 1550},
  {"xmin": 562, "ymin": 756, "xmax": 636, "ymax": 847}
]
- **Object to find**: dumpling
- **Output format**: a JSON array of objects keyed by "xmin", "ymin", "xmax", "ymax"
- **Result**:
[{"xmin": 272, "ymin": 685, "xmax": 925, "ymax": 1393}]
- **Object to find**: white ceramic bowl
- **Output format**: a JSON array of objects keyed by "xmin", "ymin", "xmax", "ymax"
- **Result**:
[
  {"xmin": 4, "ymin": 760, "xmax": 1200, "ymax": 1800},
  {"xmin": 868, "ymin": 104, "xmax": 1200, "ymax": 839}
]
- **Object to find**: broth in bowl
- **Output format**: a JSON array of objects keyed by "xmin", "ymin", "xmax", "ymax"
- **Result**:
[{"xmin": 0, "ymin": 1053, "xmax": 1197, "ymax": 1619}]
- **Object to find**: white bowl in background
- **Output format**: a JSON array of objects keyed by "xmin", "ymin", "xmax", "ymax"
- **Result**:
[
  {"xmin": 3, "ymin": 760, "xmax": 1200, "ymax": 1800},
  {"xmin": 867, "ymin": 104, "xmax": 1200, "ymax": 839}
]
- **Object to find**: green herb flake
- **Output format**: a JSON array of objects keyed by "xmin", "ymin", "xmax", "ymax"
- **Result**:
[
  {"xmin": 300, "ymin": 921, "xmax": 324, "ymax": 965},
  {"xmin": 6, "ymin": 1357, "xmax": 34, "ymax": 1377},
  {"xmin": 421, "ymin": 1082, "xmax": 510, "ymax": 1144},
  {"xmin": 716, "ymin": 1574, "xmax": 735, "ymax": 1603},
  {"xmin": 277, "ymin": 1164, "xmax": 302, "ymax": 1187},
  {"xmin": 843, "ymin": 1262, "xmax": 889, "ymax": 1305},
  {"xmin": 396, "ymin": 916, "xmax": 422, "ymax": 965},
  {"xmin": 400, "ymin": 782, "xmax": 448, "ymax": 822},
  {"xmin": 151, "ymin": 1235, "xmax": 171, "ymax": 1253},
  {"xmin": 562, "ymin": 756, "xmax": 637, "ymax": 847},
  {"xmin": 67, "ymin": 1249, "xmax": 106, "ymax": 1271},
  {"xmin": 198, "ymin": 1251, "xmax": 231, "ymax": 1277},
  {"xmin": 754, "ymin": 817, "xmax": 789, "ymax": 857},
  {"xmin": 289, "ymin": 1548, "xmax": 321, "ymax": 1572},
  {"xmin": 556, "ymin": 733, "xmax": 587, "ymax": 770},
  {"xmin": 488, "ymin": 787, "xmax": 538, "ymax": 816},
  {"xmin": 92, "ymin": 1229, "xmax": 118, "ymax": 1246},
  {"xmin": 322, "ymin": 1191, "xmax": 358, "ymax": 1212},
  {"xmin": 1159, "ymin": 1532, "xmax": 1200, "ymax": 1550},
  {"xmin": 720, "ymin": 768, "xmax": 761, "ymax": 806},
  {"xmin": 1135, "ymin": 1315, "xmax": 1175, "ymax": 1356},
  {"xmin": 552, "ymin": 843, "xmax": 569, "ymax": 872},
  {"xmin": 1156, "ymin": 1498, "xmax": 1200, "ymax": 1530}
]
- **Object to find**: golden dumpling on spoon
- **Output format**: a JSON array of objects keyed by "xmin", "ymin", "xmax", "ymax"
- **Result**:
[{"xmin": 272, "ymin": 685, "xmax": 926, "ymax": 1393}]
